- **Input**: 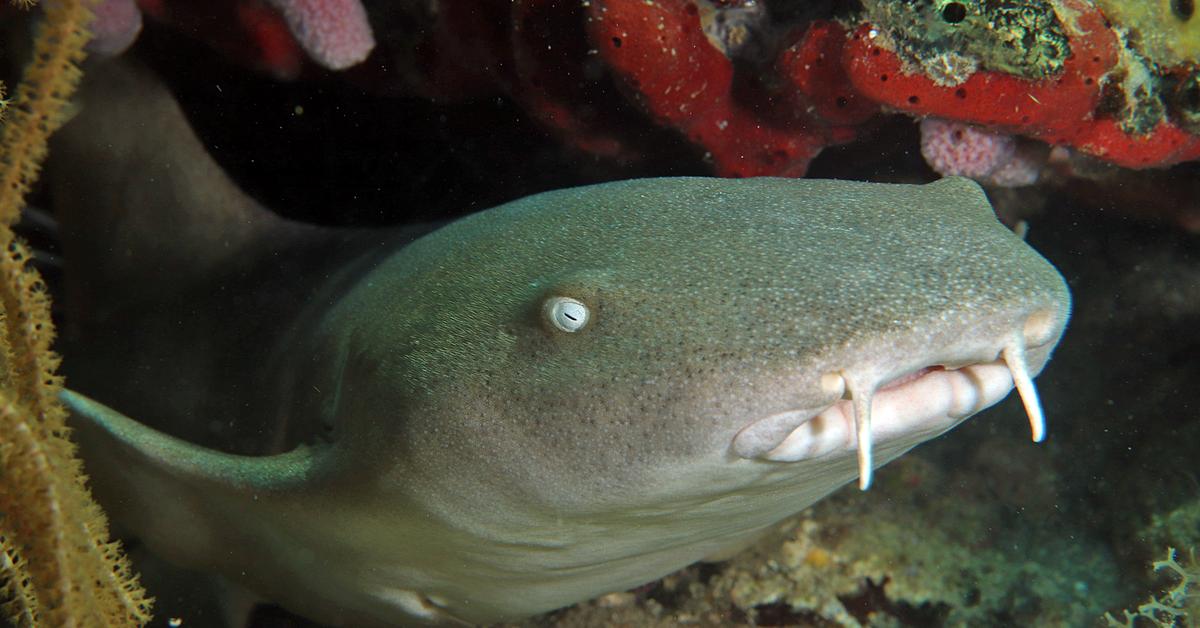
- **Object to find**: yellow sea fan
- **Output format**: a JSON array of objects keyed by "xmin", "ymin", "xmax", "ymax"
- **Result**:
[
  {"xmin": 0, "ymin": 535, "xmax": 36, "ymax": 628},
  {"xmin": 0, "ymin": 0, "xmax": 153, "ymax": 625}
]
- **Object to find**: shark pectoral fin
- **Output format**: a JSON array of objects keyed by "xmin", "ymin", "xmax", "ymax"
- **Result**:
[
  {"xmin": 60, "ymin": 389, "xmax": 322, "ymax": 567},
  {"xmin": 60, "ymin": 389, "xmax": 320, "ymax": 491}
]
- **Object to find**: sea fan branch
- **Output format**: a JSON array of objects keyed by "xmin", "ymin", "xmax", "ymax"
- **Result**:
[{"xmin": 0, "ymin": 0, "xmax": 153, "ymax": 625}]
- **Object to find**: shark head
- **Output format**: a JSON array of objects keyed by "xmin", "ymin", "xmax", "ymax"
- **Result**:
[{"xmin": 251, "ymin": 175, "xmax": 1068, "ymax": 623}]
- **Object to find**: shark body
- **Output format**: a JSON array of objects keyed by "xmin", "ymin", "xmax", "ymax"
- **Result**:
[{"xmin": 49, "ymin": 63, "xmax": 1070, "ymax": 626}]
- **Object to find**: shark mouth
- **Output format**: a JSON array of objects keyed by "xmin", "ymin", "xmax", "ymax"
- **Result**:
[{"xmin": 743, "ymin": 339, "xmax": 1047, "ymax": 491}]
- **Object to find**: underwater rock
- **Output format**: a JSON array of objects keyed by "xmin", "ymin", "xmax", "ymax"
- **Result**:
[
  {"xmin": 859, "ymin": 0, "xmax": 1070, "ymax": 84},
  {"xmin": 1142, "ymin": 502, "xmax": 1200, "ymax": 574},
  {"xmin": 518, "ymin": 448, "xmax": 1121, "ymax": 627},
  {"xmin": 1096, "ymin": 0, "xmax": 1200, "ymax": 67},
  {"xmin": 583, "ymin": 0, "xmax": 840, "ymax": 176},
  {"xmin": 117, "ymin": 0, "xmax": 1200, "ymax": 177}
]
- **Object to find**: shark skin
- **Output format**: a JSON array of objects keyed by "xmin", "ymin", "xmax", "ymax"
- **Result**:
[{"xmin": 49, "ymin": 61, "xmax": 1071, "ymax": 627}]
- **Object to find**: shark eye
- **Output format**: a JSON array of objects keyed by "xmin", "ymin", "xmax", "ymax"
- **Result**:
[{"xmin": 545, "ymin": 296, "xmax": 590, "ymax": 332}]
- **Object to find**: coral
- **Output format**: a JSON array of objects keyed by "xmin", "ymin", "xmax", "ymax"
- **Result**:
[
  {"xmin": 86, "ymin": 0, "xmax": 142, "ymax": 56},
  {"xmin": 696, "ymin": 0, "xmax": 768, "ymax": 60},
  {"xmin": 0, "ymin": 0, "xmax": 152, "ymax": 625},
  {"xmin": 920, "ymin": 118, "xmax": 1015, "ymax": 178},
  {"xmin": 585, "ymin": 2, "xmax": 876, "ymax": 176},
  {"xmin": 860, "ymin": 0, "xmax": 1070, "ymax": 83},
  {"xmin": 786, "ymin": 0, "xmax": 1200, "ymax": 171},
  {"xmin": 130, "ymin": 0, "xmax": 1200, "ymax": 177},
  {"xmin": 1147, "ymin": 500, "xmax": 1200, "ymax": 562},
  {"xmin": 131, "ymin": 0, "xmax": 373, "ymax": 76},
  {"xmin": 710, "ymin": 454, "xmax": 1114, "ymax": 626},
  {"xmin": 775, "ymin": 21, "xmax": 879, "ymax": 129},
  {"xmin": 262, "ymin": 0, "xmax": 374, "ymax": 70},
  {"xmin": 919, "ymin": 118, "xmax": 1041, "ymax": 186},
  {"xmin": 585, "ymin": 0, "xmax": 811, "ymax": 176},
  {"xmin": 1104, "ymin": 547, "xmax": 1198, "ymax": 627},
  {"xmin": 1096, "ymin": 0, "xmax": 1200, "ymax": 67},
  {"xmin": 509, "ymin": 447, "xmax": 1120, "ymax": 628},
  {"xmin": 845, "ymin": 0, "xmax": 1200, "ymax": 169},
  {"xmin": 407, "ymin": 0, "xmax": 1200, "ymax": 174}
]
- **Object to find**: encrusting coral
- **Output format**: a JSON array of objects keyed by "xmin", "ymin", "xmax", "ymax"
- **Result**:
[
  {"xmin": 1105, "ymin": 547, "xmax": 1198, "ymax": 627},
  {"xmin": 0, "ymin": 0, "xmax": 152, "ymax": 626},
  {"xmin": 1095, "ymin": 0, "xmax": 1200, "ymax": 68},
  {"xmin": 919, "ymin": 118, "xmax": 1043, "ymax": 186}
]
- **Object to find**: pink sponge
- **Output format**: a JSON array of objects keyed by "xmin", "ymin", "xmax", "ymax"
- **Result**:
[
  {"xmin": 87, "ymin": 0, "xmax": 143, "ymax": 56},
  {"xmin": 265, "ymin": 0, "xmax": 375, "ymax": 70},
  {"xmin": 920, "ymin": 118, "xmax": 1040, "ymax": 187}
]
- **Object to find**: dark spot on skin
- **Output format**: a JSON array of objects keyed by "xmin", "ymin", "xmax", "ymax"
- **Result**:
[
  {"xmin": 836, "ymin": 96, "xmax": 848, "ymax": 108},
  {"xmin": 908, "ymin": 95, "xmax": 920, "ymax": 104},
  {"xmin": 955, "ymin": 88, "xmax": 968, "ymax": 99},
  {"xmin": 612, "ymin": 37, "xmax": 622, "ymax": 48},
  {"xmin": 880, "ymin": 74, "xmax": 888, "ymax": 82},
  {"xmin": 941, "ymin": 2, "xmax": 967, "ymax": 24},
  {"xmin": 1173, "ymin": 0, "xmax": 1194, "ymax": 21}
]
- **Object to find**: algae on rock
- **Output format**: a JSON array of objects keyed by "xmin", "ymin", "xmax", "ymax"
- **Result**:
[
  {"xmin": 860, "ymin": 0, "xmax": 1070, "ymax": 85},
  {"xmin": 1096, "ymin": 0, "xmax": 1200, "ymax": 67}
]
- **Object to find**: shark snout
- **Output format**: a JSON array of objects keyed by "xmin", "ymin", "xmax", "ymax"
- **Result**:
[{"xmin": 732, "ymin": 304, "xmax": 1067, "ymax": 489}]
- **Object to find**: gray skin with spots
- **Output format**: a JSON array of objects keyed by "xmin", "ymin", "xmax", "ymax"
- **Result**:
[{"xmin": 49, "ymin": 62, "xmax": 1070, "ymax": 626}]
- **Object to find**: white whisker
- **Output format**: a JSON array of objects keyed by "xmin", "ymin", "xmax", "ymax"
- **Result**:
[
  {"xmin": 842, "ymin": 373, "xmax": 876, "ymax": 490},
  {"xmin": 1003, "ymin": 339, "xmax": 1045, "ymax": 442}
]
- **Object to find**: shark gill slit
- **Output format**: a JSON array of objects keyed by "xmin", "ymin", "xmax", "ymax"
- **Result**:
[{"xmin": 1003, "ymin": 337, "xmax": 1046, "ymax": 442}]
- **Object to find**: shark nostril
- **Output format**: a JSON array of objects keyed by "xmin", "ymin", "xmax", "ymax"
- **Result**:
[
  {"xmin": 1023, "ymin": 308, "xmax": 1057, "ymax": 347},
  {"xmin": 820, "ymin": 372, "xmax": 846, "ymax": 397}
]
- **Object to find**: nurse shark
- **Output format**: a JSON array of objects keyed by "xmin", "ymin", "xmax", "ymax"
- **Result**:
[{"xmin": 48, "ymin": 62, "xmax": 1070, "ymax": 626}]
